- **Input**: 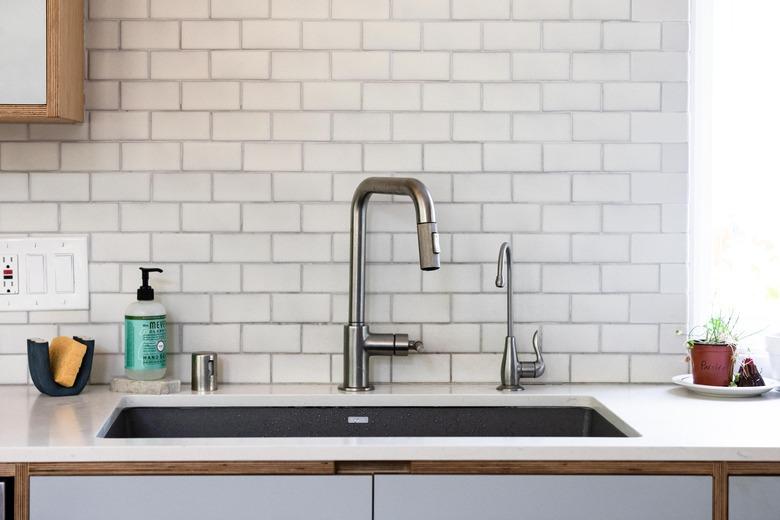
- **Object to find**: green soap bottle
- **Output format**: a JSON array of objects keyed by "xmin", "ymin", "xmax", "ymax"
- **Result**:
[{"xmin": 125, "ymin": 267, "xmax": 167, "ymax": 381}]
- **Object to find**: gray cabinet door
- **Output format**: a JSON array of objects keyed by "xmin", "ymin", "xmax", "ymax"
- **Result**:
[
  {"xmin": 0, "ymin": 0, "xmax": 47, "ymax": 104},
  {"xmin": 30, "ymin": 475, "xmax": 372, "ymax": 520},
  {"xmin": 375, "ymin": 474, "xmax": 711, "ymax": 520},
  {"xmin": 729, "ymin": 476, "xmax": 780, "ymax": 520}
]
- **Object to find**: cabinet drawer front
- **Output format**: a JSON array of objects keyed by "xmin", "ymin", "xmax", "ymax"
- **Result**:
[
  {"xmin": 0, "ymin": 0, "xmax": 46, "ymax": 104},
  {"xmin": 375, "ymin": 475, "xmax": 711, "ymax": 520},
  {"xmin": 30, "ymin": 475, "xmax": 372, "ymax": 520},
  {"xmin": 729, "ymin": 476, "xmax": 780, "ymax": 520}
]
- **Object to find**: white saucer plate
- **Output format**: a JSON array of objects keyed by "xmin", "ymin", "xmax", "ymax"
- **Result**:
[{"xmin": 672, "ymin": 374, "xmax": 780, "ymax": 397}]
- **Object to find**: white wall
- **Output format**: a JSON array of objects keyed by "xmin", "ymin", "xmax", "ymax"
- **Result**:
[{"xmin": 0, "ymin": 0, "xmax": 690, "ymax": 385}]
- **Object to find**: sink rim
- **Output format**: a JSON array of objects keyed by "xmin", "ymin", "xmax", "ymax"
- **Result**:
[{"xmin": 97, "ymin": 394, "xmax": 640, "ymax": 439}]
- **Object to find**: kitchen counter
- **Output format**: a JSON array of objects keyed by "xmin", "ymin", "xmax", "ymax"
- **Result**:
[{"xmin": 0, "ymin": 383, "xmax": 779, "ymax": 462}]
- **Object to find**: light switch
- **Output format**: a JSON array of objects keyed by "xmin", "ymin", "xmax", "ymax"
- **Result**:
[
  {"xmin": 54, "ymin": 254, "xmax": 75, "ymax": 293},
  {"xmin": 26, "ymin": 254, "xmax": 46, "ymax": 294},
  {"xmin": 0, "ymin": 236, "xmax": 88, "ymax": 311}
]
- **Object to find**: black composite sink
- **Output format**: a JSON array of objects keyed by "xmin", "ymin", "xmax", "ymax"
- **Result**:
[{"xmin": 102, "ymin": 406, "xmax": 627, "ymax": 438}]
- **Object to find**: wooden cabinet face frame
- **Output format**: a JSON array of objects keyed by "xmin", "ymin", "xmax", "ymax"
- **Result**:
[
  {"xmin": 5, "ymin": 460, "xmax": 780, "ymax": 520},
  {"xmin": 0, "ymin": 0, "xmax": 84, "ymax": 123}
]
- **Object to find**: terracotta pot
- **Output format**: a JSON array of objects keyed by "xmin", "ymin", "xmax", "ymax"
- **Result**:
[{"xmin": 690, "ymin": 343, "xmax": 735, "ymax": 386}]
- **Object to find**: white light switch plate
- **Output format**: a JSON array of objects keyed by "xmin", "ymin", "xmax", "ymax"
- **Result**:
[{"xmin": 0, "ymin": 236, "xmax": 89, "ymax": 311}]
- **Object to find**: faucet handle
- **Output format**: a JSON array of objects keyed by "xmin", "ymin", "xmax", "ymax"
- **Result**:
[{"xmin": 408, "ymin": 340, "xmax": 424, "ymax": 353}]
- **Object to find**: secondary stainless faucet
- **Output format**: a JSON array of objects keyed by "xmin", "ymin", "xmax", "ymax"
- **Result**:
[
  {"xmin": 495, "ymin": 242, "xmax": 545, "ymax": 391},
  {"xmin": 340, "ymin": 177, "xmax": 441, "ymax": 392}
]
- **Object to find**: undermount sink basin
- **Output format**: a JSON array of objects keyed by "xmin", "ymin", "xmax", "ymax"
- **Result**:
[{"xmin": 101, "ymin": 405, "xmax": 629, "ymax": 439}]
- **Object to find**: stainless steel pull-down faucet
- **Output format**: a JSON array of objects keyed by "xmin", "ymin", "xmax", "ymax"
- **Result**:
[
  {"xmin": 340, "ymin": 177, "xmax": 441, "ymax": 392},
  {"xmin": 496, "ymin": 242, "xmax": 545, "ymax": 391}
]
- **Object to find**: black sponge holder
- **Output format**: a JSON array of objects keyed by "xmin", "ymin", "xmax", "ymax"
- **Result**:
[{"xmin": 27, "ymin": 337, "xmax": 95, "ymax": 397}]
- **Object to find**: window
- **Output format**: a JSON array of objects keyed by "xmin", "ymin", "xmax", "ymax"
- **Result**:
[{"xmin": 691, "ymin": 0, "xmax": 780, "ymax": 342}]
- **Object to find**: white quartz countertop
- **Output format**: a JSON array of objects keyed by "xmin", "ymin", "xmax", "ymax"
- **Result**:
[{"xmin": 1, "ymin": 383, "xmax": 779, "ymax": 462}]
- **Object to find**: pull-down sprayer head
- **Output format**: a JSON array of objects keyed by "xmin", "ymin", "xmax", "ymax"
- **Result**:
[{"xmin": 416, "ymin": 222, "xmax": 440, "ymax": 271}]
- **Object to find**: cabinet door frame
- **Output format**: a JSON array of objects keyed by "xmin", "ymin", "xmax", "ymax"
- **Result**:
[{"xmin": 0, "ymin": 0, "xmax": 83, "ymax": 123}]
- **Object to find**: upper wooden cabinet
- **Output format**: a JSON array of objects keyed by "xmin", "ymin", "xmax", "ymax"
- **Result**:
[{"xmin": 0, "ymin": 0, "xmax": 84, "ymax": 123}]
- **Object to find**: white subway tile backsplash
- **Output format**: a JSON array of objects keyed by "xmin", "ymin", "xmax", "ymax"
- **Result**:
[{"xmin": 0, "ymin": 0, "xmax": 689, "ymax": 385}]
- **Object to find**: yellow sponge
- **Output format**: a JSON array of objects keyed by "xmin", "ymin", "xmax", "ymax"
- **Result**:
[{"xmin": 49, "ymin": 336, "xmax": 87, "ymax": 388}]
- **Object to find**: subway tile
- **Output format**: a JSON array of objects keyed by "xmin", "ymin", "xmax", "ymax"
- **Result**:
[
  {"xmin": 61, "ymin": 203, "xmax": 118, "ymax": 232},
  {"xmin": 0, "ymin": 143, "xmax": 59, "ymax": 171},
  {"xmin": 152, "ymin": 234, "xmax": 211, "ymax": 262},
  {"xmin": 92, "ymin": 172, "xmax": 151, "ymax": 201},
  {"xmin": 90, "ymin": 112, "xmax": 149, "ymax": 140},
  {"xmin": 183, "ymin": 264, "xmax": 241, "ymax": 292},
  {"xmin": 182, "ymin": 203, "xmax": 241, "ymax": 231},
  {"xmin": 244, "ymin": 324, "xmax": 300, "ymax": 353},
  {"xmin": 513, "ymin": 0, "xmax": 569, "ymax": 19},
  {"xmin": 572, "ymin": 354, "xmax": 628, "ymax": 382},
  {"xmin": 121, "ymin": 203, "xmax": 179, "ymax": 231},
  {"xmin": 91, "ymin": 0, "xmax": 148, "ymax": 19},
  {"xmin": 182, "ymin": 21, "xmax": 240, "ymax": 49},
  {"xmin": 62, "ymin": 143, "xmax": 120, "ymax": 171},
  {"xmin": 302, "ymin": 21, "xmax": 361, "ymax": 49},
  {"xmin": 123, "ymin": 143, "xmax": 180, "ymax": 171},
  {"xmin": 243, "ymin": 21, "xmax": 301, "ymax": 48},
  {"xmin": 364, "ymin": 83, "xmax": 421, "ymax": 110},
  {"xmin": 271, "ymin": 0, "xmax": 329, "ymax": 19},
  {"xmin": 272, "ymin": 52, "xmax": 330, "ymax": 79},
  {"xmin": 183, "ymin": 142, "xmax": 242, "ymax": 171},
  {"xmin": 121, "ymin": 82, "xmax": 180, "ymax": 109},
  {"xmin": 211, "ymin": 0, "xmax": 269, "ymax": 17},
  {"xmin": 543, "ymin": 22, "xmax": 601, "ymax": 50},
  {"xmin": 211, "ymin": 51, "xmax": 270, "ymax": 79},
  {"xmin": 572, "ymin": 0, "xmax": 629, "ymax": 19},
  {"xmin": 151, "ymin": 0, "xmax": 209, "ymax": 18},
  {"xmin": 152, "ymin": 112, "xmax": 211, "ymax": 140},
  {"xmin": 423, "ymin": 22, "xmax": 480, "ymax": 50},
  {"xmin": 392, "ymin": 52, "xmax": 450, "ymax": 80},
  {"xmin": 213, "ymin": 174, "xmax": 272, "ymax": 202},
  {"xmin": 121, "ymin": 21, "xmax": 179, "ymax": 49},
  {"xmin": 512, "ymin": 52, "xmax": 570, "ymax": 80},
  {"xmin": 182, "ymin": 82, "xmax": 240, "ymax": 110},
  {"xmin": 213, "ymin": 234, "xmax": 272, "ymax": 262},
  {"xmin": 213, "ymin": 294, "xmax": 271, "ymax": 323},
  {"xmin": 30, "ymin": 173, "xmax": 89, "ymax": 202},
  {"xmin": 483, "ymin": 22, "xmax": 540, "ymax": 49},
  {"xmin": 89, "ymin": 51, "xmax": 148, "ymax": 79}
]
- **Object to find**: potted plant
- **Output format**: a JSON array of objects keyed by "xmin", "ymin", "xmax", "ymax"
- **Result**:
[{"xmin": 684, "ymin": 313, "xmax": 743, "ymax": 386}]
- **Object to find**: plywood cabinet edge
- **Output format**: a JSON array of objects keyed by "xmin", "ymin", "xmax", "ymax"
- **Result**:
[{"xmin": 0, "ymin": 0, "xmax": 84, "ymax": 123}]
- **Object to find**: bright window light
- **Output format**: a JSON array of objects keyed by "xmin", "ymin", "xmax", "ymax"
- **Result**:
[{"xmin": 692, "ymin": 0, "xmax": 780, "ymax": 342}]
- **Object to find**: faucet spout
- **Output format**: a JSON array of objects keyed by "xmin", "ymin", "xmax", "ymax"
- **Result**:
[
  {"xmin": 349, "ymin": 177, "xmax": 440, "ymax": 325},
  {"xmin": 341, "ymin": 177, "xmax": 440, "ymax": 392}
]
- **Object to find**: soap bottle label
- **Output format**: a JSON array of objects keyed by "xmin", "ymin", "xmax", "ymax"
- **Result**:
[{"xmin": 125, "ymin": 315, "xmax": 167, "ymax": 370}]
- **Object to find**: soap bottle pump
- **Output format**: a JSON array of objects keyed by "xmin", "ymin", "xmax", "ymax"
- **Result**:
[{"xmin": 125, "ymin": 267, "xmax": 167, "ymax": 381}]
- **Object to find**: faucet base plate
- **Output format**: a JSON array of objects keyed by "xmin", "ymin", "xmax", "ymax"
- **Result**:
[
  {"xmin": 338, "ymin": 385, "xmax": 375, "ymax": 392},
  {"xmin": 496, "ymin": 384, "xmax": 525, "ymax": 392}
]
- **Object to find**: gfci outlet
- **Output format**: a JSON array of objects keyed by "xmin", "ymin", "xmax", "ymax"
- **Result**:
[
  {"xmin": 0, "ymin": 237, "xmax": 89, "ymax": 311},
  {"xmin": 2, "ymin": 254, "xmax": 19, "ymax": 294}
]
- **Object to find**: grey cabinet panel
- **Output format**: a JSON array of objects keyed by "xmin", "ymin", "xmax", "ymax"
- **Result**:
[
  {"xmin": 0, "ymin": 0, "xmax": 46, "ymax": 104},
  {"xmin": 375, "ymin": 475, "xmax": 711, "ymax": 520},
  {"xmin": 30, "ymin": 475, "xmax": 372, "ymax": 520},
  {"xmin": 729, "ymin": 476, "xmax": 780, "ymax": 520}
]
